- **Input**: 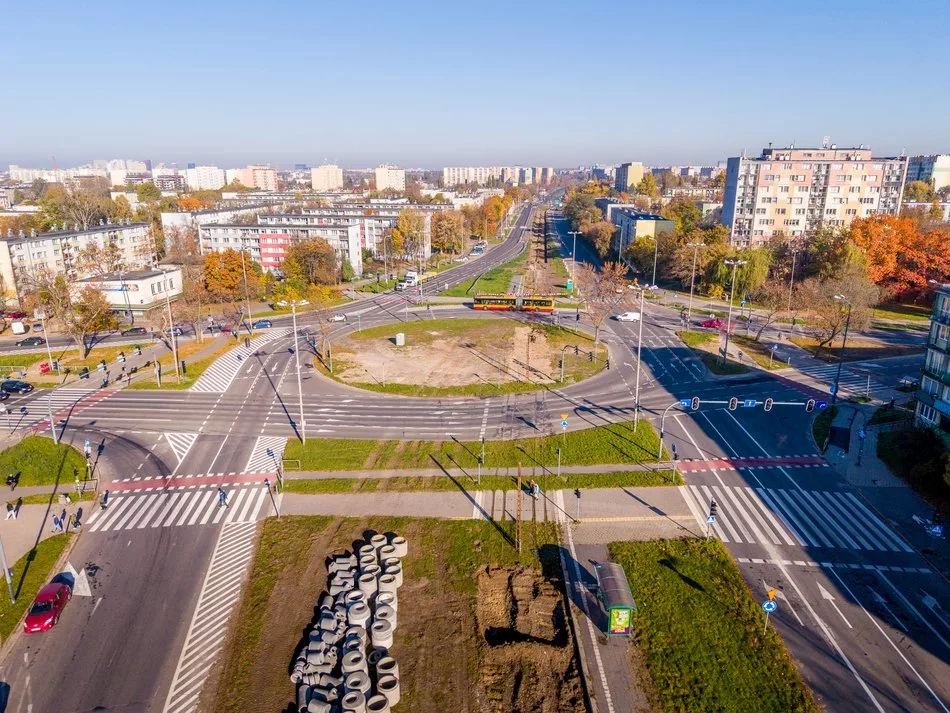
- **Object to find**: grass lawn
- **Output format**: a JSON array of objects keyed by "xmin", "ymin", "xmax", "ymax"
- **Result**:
[
  {"xmin": 730, "ymin": 335, "xmax": 784, "ymax": 371},
  {"xmin": 283, "ymin": 418, "xmax": 665, "ymax": 471},
  {"xmin": 877, "ymin": 428, "xmax": 950, "ymax": 510},
  {"xmin": 872, "ymin": 303, "xmax": 932, "ymax": 322},
  {"xmin": 0, "ymin": 436, "xmax": 88, "ymax": 487},
  {"xmin": 676, "ymin": 331, "xmax": 749, "ymax": 376},
  {"xmin": 0, "ymin": 534, "xmax": 73, "ymax": 641},
  {"xmin": 789, "ymin": 336, "xmax": 922, "ymax": 362},
  {"xmin": 609, "ymin": 539, "xmax": 820, "ymax": 713},
  {"xmin": 209, "ymin": 516, "xmax": 562, "ymax": 713},
  {"xmin": 811, "ymin": 406, "xmax": 837, "ymax": 449},
  {"xmin": 284, "ymin": 469, "xmax": 682, "ymax": 494},
  {"xmin": 868, "ymin": 403, "xmax": 914, "ymax": 426},
  {"xmin": 441, "ymin": 245, "xmax": 528, "ymax": 297},
  {"xmin": 358, "ymin": 278, "xmax": 398, "ymax": 294}
]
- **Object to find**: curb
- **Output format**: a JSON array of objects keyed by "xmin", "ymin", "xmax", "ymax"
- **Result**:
[{"xmin": 556, "ymin": 533, "xmax": 598, "ymax": 713}]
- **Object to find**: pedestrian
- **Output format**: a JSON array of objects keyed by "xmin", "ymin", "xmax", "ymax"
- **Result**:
[
  {"xmin": 217, "ymin": 487, "xmax": 229, "ymax": 508},
  {"xmin": 5, "ymin": 502, "xmax": 14, "ymax": 520},
  {"xmin": 6, "ymin": 473, "xmax": 16, "ymax": 491},
  {"xmin": 51, "ymin": 515, "xmax": 63, "ymax": 533}
]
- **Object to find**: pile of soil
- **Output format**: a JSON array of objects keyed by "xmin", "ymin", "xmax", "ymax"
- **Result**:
[{"xmin": 475, "ymin": 566, "xmax": 585, "ymax": 713}]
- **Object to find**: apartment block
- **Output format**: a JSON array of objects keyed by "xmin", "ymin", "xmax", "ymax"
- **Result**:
[
  {"xmin": 721, "ymin": 146, "xmax": 907, "ymax": 246},
  {"xmin": 615, "ymin": 162, "xmax": 645, "ymax": 192},
  {"xmin": 310, "ymin": 164, "xmax": 344, "ymax": 191},
  {"xmin": 608, "ymin": 207, "xmax": 675, "ymax": 262},
  {"xmin": 0, "ymin": 221, "xmax": 154, "ymax": 303},
  {"xmin": 916, "ymin": 284, "xmax": 950, "ymax": 433},
  {"xmin": 442, "ymin": 166, "xmax": 503, "ymax": 187},
  {"xmin": 541, "ymin": 167, "xmax": 555, "ymax": 185},
  {"xmin": 184, "ymin": 166, "xmax": 227, "ymax": 191},
  {"xmin": 906, "ymin": 154, "xmax": 950, "ymax": 193},
  {"xmin": 240, "ymin": 165, "xmax": 278, "ymax": 191},
  {"xmin": 375, "ymin": 165, "xmax": 406, "ymax": 192}
]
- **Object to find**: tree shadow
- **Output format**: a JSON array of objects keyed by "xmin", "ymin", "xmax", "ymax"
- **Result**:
[{"xmin": 428, "ymin": 455, "xmax": 514, "ymax": 547}]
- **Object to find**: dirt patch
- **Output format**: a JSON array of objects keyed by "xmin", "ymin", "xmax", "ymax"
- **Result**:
[
  {"xmin": 476, "ymin": 566, "xmax": 584, "ymax": 712},
  {"xmin": 522, "ymin": 211, "xmax": 566, "ymax": 296}
]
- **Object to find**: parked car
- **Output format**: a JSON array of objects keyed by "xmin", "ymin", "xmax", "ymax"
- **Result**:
[
  {"xmin": 252, "ymin": 319, "xmax": 272, "ymax": 329},
  {"xmin": 4, "ymin": 311, "xmax": 27, "ymax": 320},
  {"xmin": 121, "ymin": 326, "xmax": 148, "ymax": 336},
  {"xmin": 1, "ymin": 380, "xmax": 34, "ymax": 394},
  {"xmin": 15, "ymin": 336, "xmax": 45, "ymax": 347},
  {"xmin": 23, "ymin": 583, "xmax": 71, "ymax": 633},
  {"xmin": 699, "ymin": 318, "xmax": 724, "ymax": 329},
  {"xmin": 328, "ymin": 314, "xmax": 347, "ymax": 322},
  {"xmin": 165, "ymin": 327, "xmax": 184, "ymax": 337},
  {"xmin": 31, "ymin": 322, "xmax": 44, "ymax": 332},
  {"xmin": 615, "ymin": 312, "xmax": 641, "ymax": 322}
]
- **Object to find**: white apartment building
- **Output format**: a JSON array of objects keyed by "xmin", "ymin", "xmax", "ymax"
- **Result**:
[
  {"xmin": 184, "ymin": 166, "xmax": 227, "ymax": 191},
  {"xmin": 442, "ymin": 166, "xmax": 503, "ymax": 187},
  {"xmin": 74, "ymin": 268, "xmax": 182, "ymax": 317},
  {"xmin": 0, "ymin": 221, "xmax": 154, "ymax": 304},
  {"xmin": 160, "ymin": 204, "xmax": 275, "ymax": 242},
  {"xmin": 541, "ymin": 167, "xmax": 555, "ymax": 185},
  {"xmin": 906, "ymin": 154, "xmax": 950, "ymax": 193},
  {"xmin": 374, "ymin": 165, "xmax": 406, "ymax": 192},
  {"xmin": 721, "ymin": 146, "xmax": 907, "ymax": 246},
  {"xmin": 240, "ymin": 165, "xmax": 278, "ymax": 191},
  {"xmin": 198, "ymin": 223, "xmax": 363, "ymax": 278},
  {"xmin": 310, "ymin": 164, "xmax": 344, "ymax": 191},
  {"xmin": 519, "ymin": 167, "xmax": 534, "ymax": 184}
]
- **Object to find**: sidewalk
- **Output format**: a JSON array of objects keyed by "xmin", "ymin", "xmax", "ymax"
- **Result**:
[{"xmin": 283, "ymin": 463, "xmax": 670, "ymax": 480}]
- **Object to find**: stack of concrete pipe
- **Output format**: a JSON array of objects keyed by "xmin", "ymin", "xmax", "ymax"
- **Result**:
[{"xmin": 292, "ymin": 533, "xmax": 407, "ymax": 713}]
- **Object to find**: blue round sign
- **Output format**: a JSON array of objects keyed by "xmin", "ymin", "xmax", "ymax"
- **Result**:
[{"xmin": 762, "ymin": 600, "xmax": 777, "ymax": 613}]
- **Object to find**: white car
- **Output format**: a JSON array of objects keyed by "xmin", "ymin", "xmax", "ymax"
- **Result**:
[
  {"xmin": 328, "ymin": 314, "xmax": 347, "ymax": 322},
  {"xmin": 615, "ymin": 311, "xmax": 641, "ymax": 322}
]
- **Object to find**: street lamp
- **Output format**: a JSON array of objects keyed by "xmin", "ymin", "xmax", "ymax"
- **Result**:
[
  {"xmin": 788, "ymin": 247, "xmax": 799, "ymax": 313},
  {"xmin": 240, "ymin": 247, "xmax": 253, "ymax": 335},
  {"xmin": 629, "ymin": 285, "xmax": 647, "ymax": 426},
  {"xmin": 830, "ymin": 294, "xmax": 853, "ymax": 410},
  {"xmin": 685, "ymin": 242, "xmax": 705, "ymax": 323},
  {"xmin": 291, "ymin": 300, "xmax": 306, "ymax": 443},
  {"xmin": 161, "ymin": 269, "xmax": 181, "ymax": 384},
  {"xmin": 568, "ymin": 231, "xmax": 580, "ymax": 294},
  {"xmin": 646, "ymin": 234, "xmax": 659, "ymax": 288},
  {"xmin": 721, "ymin": 259, "xmax": 747, "ymax": 364}
]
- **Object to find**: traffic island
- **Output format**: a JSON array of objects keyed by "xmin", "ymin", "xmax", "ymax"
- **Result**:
[
  {"xmin": 312, "ymin": 317, "xmax": 606, "ymax": 397},
  {"xmin": 676, "ymin": 330, "xmax": 749, "ymax": 376}
]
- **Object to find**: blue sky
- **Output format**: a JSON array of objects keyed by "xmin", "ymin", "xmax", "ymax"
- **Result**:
[{"xmin": 2, "ymin": 0, "xmax": 947, "ymax": 169}]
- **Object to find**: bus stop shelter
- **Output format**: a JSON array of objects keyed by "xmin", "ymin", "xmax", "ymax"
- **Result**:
[{"xmin": 593, "ymin": 562, "xmax": 637, "ymax": 637}]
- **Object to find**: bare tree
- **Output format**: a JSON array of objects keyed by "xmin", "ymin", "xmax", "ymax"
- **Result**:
[
  {"xmin": 576, "ymin": 261, "xmax": 629, "ymax": 344},
  {"xmin": 750, "ymin": 282, "xmax": 786, "ymax": 341},
  {"xmin": 797, "ymin": 265, "xmax": 879, "ymax": 355}
]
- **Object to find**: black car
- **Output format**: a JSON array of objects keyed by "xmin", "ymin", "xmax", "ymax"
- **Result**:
[
  {"xmin": 1, "ymin": 380, "xmax": 34, "ymax": 394},
  {"xmin": 15, "ymin": 337, "xmax": 45, "ymax": 347},
  {"xmin": 165, "ymin": 327, "xmax": 184, "ymax": 337},
  {"xmin": 121, "ymin": 327, "xmax": 148, "ymax": 336}
]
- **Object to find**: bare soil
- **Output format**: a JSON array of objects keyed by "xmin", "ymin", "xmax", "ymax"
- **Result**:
[{"xmin": 522, "ymin": 211, "xmax": 565, "ymax": 296}]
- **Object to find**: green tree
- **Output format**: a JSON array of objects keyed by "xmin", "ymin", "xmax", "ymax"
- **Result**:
[
  {"xmin": 797, "ymin": 264, "xmax": 879, "ymax": 354},
  {"xmin": 904, "ymin": 180, "xmax": 934, "ymax": 203},
  {"xmin": 562, "ymin": 192, "xmax": 601, "ymax": 231},
  {"xmin": 136, "ymin": 182, "xmax": 162, "ymax": 202},
  {"xmin": 431, "ymin": 211, "xmax": 465, "ymax": 253},
  {"xmin": 661, "ymin": 197, "xmax": 703, "ymax": 235},
  {"xmin": 110, "ymin": 195, "xmax": 133, "ymax": 221},
  {"xmin": 635, "ymin": 174, "xmax": 659, "ymax": 198},
  {"xmin": 583, "ymin": 221, "xmax": 616, "ymax": 258},
  {"xmin": 392, "ymin": 209, "xmax": 426, "ymax": 261},
  {"xmin": 283, "ymin": 239, "xmax": 338, "ymax": 285}
]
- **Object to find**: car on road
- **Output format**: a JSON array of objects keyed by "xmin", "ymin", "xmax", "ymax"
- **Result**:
[
  {"xmin": 15, "ymin": 336, "xmax": 46, "ymax": 346},
  {"xmin": 121, "ymin": 326, "xmax": 148, "ymax": 336},
  {"xmin": 165, "ymin": 326, "xmax": 184, "ymax": 337},
  {"xmin": 1, "ymin": 380, "xmax": 33, "ymax": 394},
  {"xmin": 328, "ymin": 314, "xmax": 347, "ymax": 322},
  {"xmin": 23, "ymin": 583, "xmax": 71, "ymax": 633},
  {"xmin": 699, "ymin": 318, "xmax": 724, "ymax": 329},
  {"xmin": 252, "ymin": 319, "xmax": 272, "ymax": 329},
  {"xmin": 615, "ymin": 312, "xmax": 641, "ymax": 322},
  {"xmin": 4, "ymin": 311, "xmax": 27, "ymax": 320}
]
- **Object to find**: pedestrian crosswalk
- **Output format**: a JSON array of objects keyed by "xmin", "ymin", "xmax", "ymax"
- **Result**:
[
  {"xmin": 165, "ymin": 432, "xmax": 198, "ymax": 464},
  {"xmin": 85, "ymin": 484, "xmax": 270, "ymax": 532},
  {"xmin": 794, "ymin": 363, "xmax": 885, "ymax": 395},
  {"xmin": 244, "ymin": 435, "xmax": 286, "ymax": 473},
  {"xmin": 685, "ymin": 484, "xmax": 912, "ymax": 552},
  {"xmin": 190, "ymin": 329, "xmax": 290, "ymax": 393},
  {"xmin": 16, "ymin": 386, "xmax": 110, "ymax": 429}
]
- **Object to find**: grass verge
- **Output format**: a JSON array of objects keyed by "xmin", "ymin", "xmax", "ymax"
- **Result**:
[
  {"xmin": 9, "ymin": 490, "xmax": 96, "ymax": 506},
  {"xmin": 868, "ymin": 404, "xmax": 914, "ymax": 426},
  {"xmin": 0, "ymin": 534, "xmax": 72, "ymax": 641},
  {"xmin": 609, "ymin": 539, "xmax": 821, "ymax": 713},
  {"xmin": 0, "ymin": 436, "xmax": 87, "ymax": 487},
  {"xmin": 811, "ymin": 406, "xmax": 837, "ymax": 449},
  {"xmin": 283, "ymin": 418, "xmax": 665, "ymax": 471},
  {"xmin": 284, "ymin": 469, "xmax": 682, "ymax": 494},
  {"xmin": 676, "ymin": 330, "xmax": 750, "ymax": 375},
  {"xmin": 440, "ymin": 245, "xmax": 529, "ymax": 297},
  {"xmin": 789, "ymin": 336, "xmax": 922, "ymax": 362},
  {"xmin": 877, "ymin": 428, "xmax": 950, "ymax": 510},
  {"xmin": 730, "ymin": 335, "xmax": 784, "ymax": 371},
  {"xmin": 872, "ymin": 303, "xmax": 932, "ymax": 322}
]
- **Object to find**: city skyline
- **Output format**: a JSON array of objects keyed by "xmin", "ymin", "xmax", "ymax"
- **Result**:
[{"xmin": 3, "ymin": 0, "xmax": 948, "ymax": 167}]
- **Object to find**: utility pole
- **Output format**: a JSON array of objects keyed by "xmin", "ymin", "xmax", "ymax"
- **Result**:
[
  {"xmin": 291, "ymin": 301, "xmax": 306, "ymax": 443},
  {"xmin": 685, "ymin": 242, "xmax": 704, "ymax": 324},
  {"xmin": 240, "ymin": 247, "xmax": 253, "ymax": 334},
  {"xmin": 0, "ymin": 536, "xmax": 14, "ymax": 604},
  {"xmin": 162, "ymin": 269, "xmax": 180, "ymax": 383},
  {"xmin": 568, "ymin": 231, "xmax": 580, "ymax": 294},
  {"xmin": 721, "ymin": 259, "xmax": 747, "ymax": 364},
  {"xmin": 788, "ymin": 249, "xmax": 798, "ymax": 313},
  {"xmin": 830, "ymin": 295, "xmax": 853, "ymax": 411},
  {"xmin": 634, "ymin": 286, "xmax": 646, "ymax": 426}
]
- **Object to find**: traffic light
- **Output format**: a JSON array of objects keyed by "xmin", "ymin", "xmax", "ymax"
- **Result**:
[
  {"xmin": 709, "ymin": 498, "xmax": 718, "ymax": 519},
  {"xmin": 574, "ymin": 489, "xmax": 581, "ymax": 499},
  {"xmin": 691, "ymin": 396, "xmax": 700, "ymax": 411},
  {"xmin": 805, "ymin": 399, "xmax": 816, "ymax": 412},
  {"xmin": 605, "ymin": 358, "xmax": 610, "ymax": 370},
  {"xmin": 764, "ymin": 397, "xmax": 774, "ymax": 412},
  {"xmin": 728, "ymin": 397, "xmax": 738, "ymax": 411},
  {"xmin": 588, "ymin": 351, "xmax": 593, "ymax": 362}
]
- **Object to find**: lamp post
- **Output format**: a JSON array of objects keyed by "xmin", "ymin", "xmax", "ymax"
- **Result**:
[
  {"xmin": 721, "ymin": 259, "xmax": 747, "ymax": 364},
  {"xmin": 685, "ymin": 242, "xmax": 705, "ymax": 323},
  {"xmin": 34, "ymin": 309, "xmax": 57, "ymax": 375},
  {"xmin": 568, "ymin": 231, "xmax": 580, "ymax": 295},
  {"xmin": 788, "ymin": 248, "xmax": 798, "ymax": 313},
  {"xmin": 161, "ymin": 269, "xmax": 180, "ymax": 384},
  {"xmin": 647, "ymin": 234, "xmax": 659, "ymax": 288},
  {"xmin": 631, "ymin": 286, "xmax": 646, "ymax": 426},
  {"xmin": 240, "ymin": 248, "xmax": 253, "ymax": 334},
  {"xmin": 291, "ymin": 301, "xmax": 306, "ymax": 443},
  {"xmin": 830, "ymin": 294, "xmax": 853, "ymax": 410}
]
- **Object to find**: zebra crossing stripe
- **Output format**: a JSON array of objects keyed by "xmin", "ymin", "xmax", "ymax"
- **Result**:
[
  {"xmin": 165, "ymin": 433, "xmax": 199, "ymax": 464},
  {"xmin": 190, "ymin": 329, "xmax": 290, "ymax": 393},
  {"xmin": 243, "ymin": 435, "xmax": 287, "ymax": 473}
]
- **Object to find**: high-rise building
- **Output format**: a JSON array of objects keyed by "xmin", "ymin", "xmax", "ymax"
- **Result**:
[
  {"xmin": 311, "ymin": 164, "xmax": 344, "ymax": 191},
  {"xmin": 375, "ymin": 165, "xmax": 406, "ymax": 192},
  {"xmin": 240, "ymin": 165, "xmax": 278, "ymax": 191},
  {"xmin": 519, "ymin": 167, "xmax": 534, "ymax": 185},
  {"xmin": 441, "ymin": 166, "xmax": 503, "ymax": 186},
  {"xmin": 541, "ymin": 167, "xmax": 555, "ymax": 185},
  {"xmin": 916, "ymin": 284, "xmax": 950, "ymax": 429},
  {"xmin": 906, "ymin": 155, "xmax": 950, "ymax": 193},
  {"xmin": 615, "ymin": 162, "xmax": 645, "ymax": 192},
  {"xmin": 721, "ymin": 145, "xmax": 907, "ymax": 247},
  {"xmin": 184, "ymin": 166, "xmax": 227, "ymax": 191}
]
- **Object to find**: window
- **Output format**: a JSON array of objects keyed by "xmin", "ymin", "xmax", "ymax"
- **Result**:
[
  {"xmin": 797, "ymin": 186, "xmax": 809, "ymax": 193},
  {"xmin": 763, "ymin": 174, "xmax": 776, "ymax": 181},
  {"xmin": 829, "ymin": 186, "xmax": 841, "ymax": 193},
  {"xmin": 777, "ymin": 208, "xmax": 787, "ymax": 215},
  {"xmin": 791, "ymin": 197, "xmax": 803, "ymax": 204},
  {"xmin": 869, "ymin": 186, "xmax": 881, "ymax": 193},
  {"xmin": 863, "ymin": 175, "xmax": 878, "ymax": 182},
  {"xmin": 832, "ymin": 163, "xmax": 843, "ymax": 170},
  {"xmin": 860, "ymin": 197, "xmax": 875, "ymax": 204},
  {"xmin": 791, "ymin": 174, "xmax": 805, "ymax": 181},
  {"xmin": 795, "ymin": 208, "xmax": 806, "ymax": 215},
  {"xmin": 825, "ymin": 208, "xmax": 838, "ymax": 215},
  {"xmin": 783, "ymin": 219, "xmax": 800, "ymax": 226},
  {"xmin": 850, "ymin": 186, "xmax": 860, "ymax": 193},
  {"xmin": 780, "ymin": 186, "xmax": 790, "ymax": 193},
  {"xmin": 919, "ymin": 404, "xmax": 937, "ymax": 425},
  {"xmin": 755, "ymin": 208, "xmax": 767, "ymax": 214},
  {"xmin": 846, "ymin": 208, "xmax": 857, "ymax": 215}
]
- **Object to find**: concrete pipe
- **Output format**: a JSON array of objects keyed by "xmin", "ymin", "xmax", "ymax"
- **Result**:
[
  {"xmin": 377, "ymin": 674, "xmax": 401, "ymax": 706},
  {"xmin": 369, "ymin": 533, "xmax": 386, "ymax": 549},
  {"xmin": 319, "ymin": 593, "xmax": 334, "ymax": 611},
  {"xmin": 389, "ymin": 536, "xmax": 408, "ymax": 558},
  {"xmin": 366, "ymin": 647, "xmax": 383, "ymax": 667},
  {"xmin": 383, "ymin": 565, "xmax": 403, "ymax": 589},
  {"xmin": 375, "ymin": 604, "xmax": 397, "ymax": 629},
  {"xmin": 358, "ymin": 544, "xmax": 376, "ymax": 559},
  {"xmin": 362, "ymin": 563, "xmax": 381, "ymax": 579},
  {"xmin": 366, "ymin": 694, "xmax": 391, "ymax": 713},
  {"xmin": 345, "ymin": 670, "xmax": 372, "ymax": 694},
  {"xmin": 341, "ymin": 650, "xmax": 366, "ymax": 674},
  {"xmin": 379, "ymin": 544, "xmax": 396, "ymax": 560},
  {"xmin": 377, "ymin": 574, "xmax": 398, "ymax": 594},
  {"xmin": 311, "ymin": 685, "xmax": 340, "ymax": 704},
  {"xmin": 345, "ymin": 590, "xmax": 366, "ymax": 607},
  {"xmin": 329, "ymin": 583, "xmax": 349, "ymax": 597},
  {"xmin": 296, "ymin": 683, "xmax": 312, "ymax": 711},
  {"xmin": 319, "ymin": 673, "xmax": 343, "ymax": 689},
  {"xmin": 347, "ymin": 602, "xmax": 371, "ymax": 627},
  {"xmin": 291, "ymin": 667, "xmax": 304, "ymax": 684},
  {"xmin": 342, "ymin": 637, "xmax": 362, "ymax": 654},
  {"xmin": 341, "ymin": 690, "xmax": 367, "ymax": 713},
  {"xmin": 370, "ymin": 620, "xmax": 394, "ymax": 649},
  {"xmin": 358, "ymin": 574, "xmax": 378, "ymax": 597},
  {"xmin": 306, "ymin": 699, "xmax": 331, "ymax": 713},
  {"xmin": 346, "ymin": 625, "xmax": 368, "ymax": 642},
  {"xmin": 376, "ymin": 591, "xmax": 397, "ymax": 612},
  {"xmin": 377, "ymin": 657, "xmax": 399, "ymax": 680},
  {"xmin": 381, "ymin": 557, "xmax": 400, "ymax": 570}
]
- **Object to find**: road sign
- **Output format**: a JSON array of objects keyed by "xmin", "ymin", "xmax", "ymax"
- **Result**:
[
  {"xmin": 858, "ymin": 428, "xmax": 866, "ymax": 440},
  {"xmin": 830, "ymin": 385, "xmax": 837, "ymax": 395},
  {"xmin": 706, "ymin": 515, "xmax": 716, "ymax": 525},
  {"xmin": 743, "ymin": 399, "xmax": 757, "ymax": 408},
  {"xmin": 762, "ymin": 600, "xmax": 777, "ymax": 613},
  {"xmin": 929, "ymin": 524, "xmax": 944, "ymax": 538},
  {"xmin": 561, "ymin": 420, "xmax": 568, "ymax": 429},
  {"xmin": 680, "ymin": 399, "xmax": 692, "ymax": 408},
  {"xmin": 816, "ymin": 400, "xmax": 828, "ymax": 409}
]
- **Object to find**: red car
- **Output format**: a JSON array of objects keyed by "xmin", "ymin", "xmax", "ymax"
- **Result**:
[
  {"xmin": 4, "ymin": 311, "xmax": 27, "ymax": 320},
  {"xmin": 699, "ymin": 318, "xmax": 724, "ymax": 329},
  {"xmin": 23, "ymin": 582, "xmax": 71, "ymax": 633}
]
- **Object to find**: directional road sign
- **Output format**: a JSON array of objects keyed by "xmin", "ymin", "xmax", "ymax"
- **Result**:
[
  {"xmin": 743, "ymin": 399, "xmax": 757, "ymax": 408},
  {"xmin": 561, "ymin": 420, "xmax": 568, "ymax": 430},
  {"xmin": 816, "ymin": 400, "xmax": 828, "ymax": 409},
  {"xmin": 830, "ymin": 385, "xmax": 838, "ymax": 395},
  {"xmin": 762, "ymin": 600, "xmax": 777, "ymax": 613},
  {"xmin": 706, "ymin": 515, "xmax": 716, "ymax": 525},
  {"xmin": 929, "ymin": 524, "xmax": 944, "ymax": 538},
  {"xmin": 680, "ymin": 399, "xmax": 692, "ymax": 408}
]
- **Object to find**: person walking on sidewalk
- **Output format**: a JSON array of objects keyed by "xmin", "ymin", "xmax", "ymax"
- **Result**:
[{"xmin": 5, "ymin": 502, "xmax": 14, "ymax": 520}]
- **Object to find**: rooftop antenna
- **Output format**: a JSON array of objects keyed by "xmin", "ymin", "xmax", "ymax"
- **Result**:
[{"xmin": 822, "ymin": 135, "xmax": 831, "ymax": 148}]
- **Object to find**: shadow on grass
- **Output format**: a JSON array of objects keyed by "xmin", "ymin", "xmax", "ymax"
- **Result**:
[
  {"xmin": 659, "ymin": 557, "xmax": 706, "ymax": 593},
  {"xmin": 429, "ymin": 455, "xmax": 514, "ymax": 547}
]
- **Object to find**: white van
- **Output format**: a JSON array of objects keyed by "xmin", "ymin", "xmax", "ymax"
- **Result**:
[{"xmin": 10, "ymin": 321, "xmax": 27, "ymax": 335}]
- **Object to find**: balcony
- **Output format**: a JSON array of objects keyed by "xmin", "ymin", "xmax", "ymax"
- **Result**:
[{"xmin": 922, "ymin": 364, "xmax": 950, "ymax": 388}]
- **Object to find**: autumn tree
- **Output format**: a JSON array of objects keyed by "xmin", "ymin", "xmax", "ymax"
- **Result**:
[
  {"xmin": 904, "ymin": 180, "xmax": 935, "ymax": 203},
  {"xmin": 750, "ymin": 281, "xmax": 787, "ymax": 341},
  {"xmin": 110, "ymin": 195, "xmax": 133, "ymax": 222},
  {"xmin": 33, "ymin": 276, "xmax": 118, "ymax": 357},
  {"xmin": 562, "ymin": 192, "xmax": 601, "ymax": 232},
  {"xmin": 583, "ymin": 221, "xmax": 616, "ymax": 258},
  {"xmin": 635, "ymin": 174, "xmax": 659, "ymax": 198},
  {"xmin": 75, "ymin": 241, "xmax": 125, "ymax": 276},
  {"xmin": 797, "ymin": 265, "xmax": 879, "ymax": 355},
  {"xmin": 430, "ymin": 211, "xmax": 465, "ymax": 254},
  {"xmin": 204, "ymin": 249, "xmax": 261, "ymax": 305},
  {"xmin": 283, "ymin": 239, "xmax": 338, "ymax": 286},
  {"xmin": 392, "ymin": 209, "xmax": 426, "ymax": 263},
  {"xmin": 576, "ymin": 261, "xmax": 629, "ymax": 344}
]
